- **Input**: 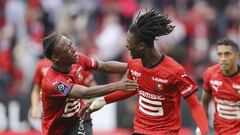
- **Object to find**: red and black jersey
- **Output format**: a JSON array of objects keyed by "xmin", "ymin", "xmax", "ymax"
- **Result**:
[
  {"xmin": 33, "ymin": 58, "xmax": 51, "ymax": 86},
  {"xmin": 128, "ymin": 55, "xmax": 198, "ymax": 135},
  {"xmin": 203, "ymin": 64, "xmax": 240, "ymax": 135},
  {"xmin": 34, "ymin": 58, "xmax": 94, "ymax": 87},
  {"xmin": 41, "ymin": 54, "xmax": 97, "ymax": 135}
]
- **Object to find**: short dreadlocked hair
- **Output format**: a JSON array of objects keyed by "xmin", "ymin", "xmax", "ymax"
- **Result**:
[
  {"xmin": 129, "ymin": 9, "xmax": 175, "ymax": 47},
  {"xmin": 42, "ymin": 33, "xmax": 61, "ymax": 59}
]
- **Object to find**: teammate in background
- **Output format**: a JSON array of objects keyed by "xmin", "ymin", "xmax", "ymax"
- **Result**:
[
  {"xmin": 31, "ymin": 58, "xmax": 51, "ymax": 118},
  {"xmin": 30, "ymin": 58, "xmax": 97, "ymax": 118},
  {"xmin": 41, "ymin": 33, "xmax": 138, "ymax": 135},
  {"xmin": 82, "ymin": 9, "xmax": 209, "ymax": 135},
  {"xmin": 200, "ymin": 38, "xmax": 240, "ymax": 135}
]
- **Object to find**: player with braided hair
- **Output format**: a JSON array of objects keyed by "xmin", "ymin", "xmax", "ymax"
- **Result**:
[{"xmin": 81, "ymin": 9, "xmax": 209, "ymax": 135}]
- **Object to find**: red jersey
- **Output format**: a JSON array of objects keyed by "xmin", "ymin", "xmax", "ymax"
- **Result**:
[
  {"xmin": 34, "ymin": 58, "xmax": 51, "ymax": 86},
  {"xmin": 41, "ymin": 54, "xmax": 97, "ymax": 135},
  {"xmin": 34, "ymin": 58, "xmax": 93, "ymax": 87},
  {"xmin": 128, "ymin": 55, "xmax": 198, "ymax": 134},
  {"xmin": 203, "ymin": 64, "xmax": 240, "ymax": 135}
]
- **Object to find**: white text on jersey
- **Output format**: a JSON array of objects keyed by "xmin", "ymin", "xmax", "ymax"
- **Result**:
[
  {"xmin": 139, "ymin": 90, "xmax": 165, "ymax": 100},
  {"xmin": 152, "ymin": 77, "xmax": 168, "ymax": 83}
]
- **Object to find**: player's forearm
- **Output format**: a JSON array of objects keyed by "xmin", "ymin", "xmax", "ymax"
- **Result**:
[
  {"xmin": 201, "ymin": 100, "xmax": 209, "ymax": 119},
  {"xmin": 96, "ymin": 61, "xmax": 127, "ymax": 73},
  {"xmin": 200, "ymin": 90, "xmax": 212, "ymax": 119},
  {"xmin": 104, "ymin": 91, "xmax": 137, "ymax": 104},
  {"xmin": 186, "ymin": 94, "xmax": 209, "ymax": 135},
  {"xmin": 70, "ymin": 82, "xmax": 121, "ymax": 99},
  {"xmin": 31, "ymin": 84, "xmax": 40, "ymax": 108}
]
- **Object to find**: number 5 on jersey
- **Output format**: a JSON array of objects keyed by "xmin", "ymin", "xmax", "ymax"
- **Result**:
[{"xmin": 139, "ymin": 96, "xmax": 164, "ymax": 116}]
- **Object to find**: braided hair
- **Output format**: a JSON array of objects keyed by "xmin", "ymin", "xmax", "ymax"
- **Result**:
[
  {"xmin": 42, "ymin": 33, "xmax": 61, "ymax": 59},
  {"xmin": 129, "ymin": 9, "xmax": 175, "ymax": 47}
]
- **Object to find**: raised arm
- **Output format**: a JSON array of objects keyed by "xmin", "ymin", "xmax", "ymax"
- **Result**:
[
  {"xmin": 185, "ymin": 94, "xmax": 209, "ymax": 135},
  {"xmin": 96, "ymin": 61, "xmax": 127, "ymax": 74}
]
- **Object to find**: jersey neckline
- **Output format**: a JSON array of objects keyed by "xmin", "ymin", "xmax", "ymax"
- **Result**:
[{"xmin": 221, "ymin": 65, "xmax": 240, "ymax": 77}]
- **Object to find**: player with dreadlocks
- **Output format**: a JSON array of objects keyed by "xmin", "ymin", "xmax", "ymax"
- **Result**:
[
  {"xmin": 40, "ymin": 33, "xmax": 138, "ymax": 135},
  {"xmin": 80, "ymin": 9, "xmax": 209, "ymax": 135}
]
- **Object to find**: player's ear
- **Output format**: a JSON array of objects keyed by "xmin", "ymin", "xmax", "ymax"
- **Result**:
[
  {"xmin": 139, "ymin": 42, "xmax": 145, "ymax": 50},
  {"xmin": 51, "ymin": 54, "xmax": 60, "ymax": 62}
]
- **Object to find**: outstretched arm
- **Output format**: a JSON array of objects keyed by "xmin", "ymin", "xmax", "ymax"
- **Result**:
[
  {"xmin": 104, "ymin": 90, "xmax": 137, "ymax": 104},
  {"xmin": 185, "ymin": 94, "xmax": 209, "ymax": 135},
  {"xmin": 96, "ymin": 61, "xmax": 127, "ymax": 74},
  {"xmin": 78, "ymin": 89, "xmax": 137, "ymax": 118},
  {"xmin": 69, "ymin": 71, "xmax": 137, "ymax": 99}
]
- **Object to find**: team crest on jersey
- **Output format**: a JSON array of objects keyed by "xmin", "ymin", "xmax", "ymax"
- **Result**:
[
  {"xmin": 237, "ymin": 90, "xmax": 240, "ymax": 96},
  {"xmin": 55, "ymin": 82, "xmax": 70, "ymax": 95},
  {"xmin": 156, "ymin": 83, "xmax": 163, "ymax": 91},
  {"xmin": 232, "ymin": 84, "xmax": 240, "ymax": 96}
]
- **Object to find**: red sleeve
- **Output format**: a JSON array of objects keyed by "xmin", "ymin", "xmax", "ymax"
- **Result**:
[
  {"xmin": 104, "ymin": 90, "xmax": 137, "ymax": 104},
  {"xmin": 33, "ymin": 61, "xmax": 44, "ymax": 86},
  {"xmin": 104, "ymin": 68, "xmax": 137, "ymax": 104},
  {"xmin": 78, "ymin": 54, "xmax": 97, "ymax": 71},
  {"xmin": 174, "ymin": 70, "xmax": 198, "ymax": 98},
  {"xmin": 185, "ymin": 94, "xmax": 209, "ymax": 134},
  {"xmin": 203, "ymin": 69, "xmax": 211, "ymax": 92},
  {"xmin": 43, "ymin": 78, "xmax": 74, "ymax": 97},
  {"xmin": 82, "ymin": 71, "xmax": 94, "ymax": 86}
]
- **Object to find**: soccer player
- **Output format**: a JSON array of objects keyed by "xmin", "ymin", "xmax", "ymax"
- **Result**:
[
  {"xmin": 41, "ymin": 33, "xmax": 138, "ymax": 135},
  {"xmin": 30, "ymin": 58, "xmax": 96, "ymax": 118},
  {"xmin": 31, "ymin": 58, "xmax": 51, "ymax": 118},
  {"xmin": 201, "ymin": 38, "xmax": 240, "ymax": 135},
  {"xmin": 83, "ymin": 9, "xmax": 209, "ymax": 135}
]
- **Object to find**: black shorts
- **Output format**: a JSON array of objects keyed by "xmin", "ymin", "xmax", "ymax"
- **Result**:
[{"xmin": 64, "ymin": 117, "xmax": 93, "ymax": 135}]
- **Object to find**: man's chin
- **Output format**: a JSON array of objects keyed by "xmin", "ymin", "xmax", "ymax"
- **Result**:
[{"xmin": 220, "ymin": 66, "xmax": 229, "ymax": 71}]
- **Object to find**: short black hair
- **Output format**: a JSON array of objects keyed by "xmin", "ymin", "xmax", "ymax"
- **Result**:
[
  {"xmin": 217, "ymin": 38, "xmax": 239, "ymax": 52},
  {"xmin": 129, "ymin": 9, "xmax": 175, "ymax": 47},
  {"xmin": 42, "ymin": 33, "xmax": 61, "ymax": 59}
]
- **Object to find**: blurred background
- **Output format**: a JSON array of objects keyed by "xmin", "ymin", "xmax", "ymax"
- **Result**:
[{"xmin": 0, "ymin": 0, "xmax": 239, "ymax": 135}]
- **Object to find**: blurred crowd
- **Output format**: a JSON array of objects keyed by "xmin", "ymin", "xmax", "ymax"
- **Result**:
[{"xmin": 0, "ymin": 0, "xmax": 239, "ymax": 109}]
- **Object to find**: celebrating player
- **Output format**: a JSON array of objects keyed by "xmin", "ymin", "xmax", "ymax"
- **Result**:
[
  {"xmin": 30, "ymin": 57, "xmax": 97, "ymax": 134},
  {"xmin": 201, "ymin": 38, "xmax": 240, "ymax": 135},
  {"xmin": 41, "ymin": 33, "xmax": 138, "ymax": 135},
  {"xmin": 30, "ymin": 58, "xmax": 96, "ymax": 118},
  {"xmin": 83, "ymin": 9, "xmax": 209, "ymax": 135}
]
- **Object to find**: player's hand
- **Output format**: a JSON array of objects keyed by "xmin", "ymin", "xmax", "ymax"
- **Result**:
[
  {"xmin": 78, "ymin": 100, "xmax": 92, "ymax": 119},
  {"xmin": 195, "ymin": 127, "xmax": 201, "ymax": 135},
  {"xmin": 79, "ymin": 97, "xmax": 106, "ymax": 118},
  {"xmin": 195, "ymin": 127, "xmax": 210, "ymax": 135},
  {"xmin": 116, "ymin": 70, "xmax": 138, "ymax": 92}
]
